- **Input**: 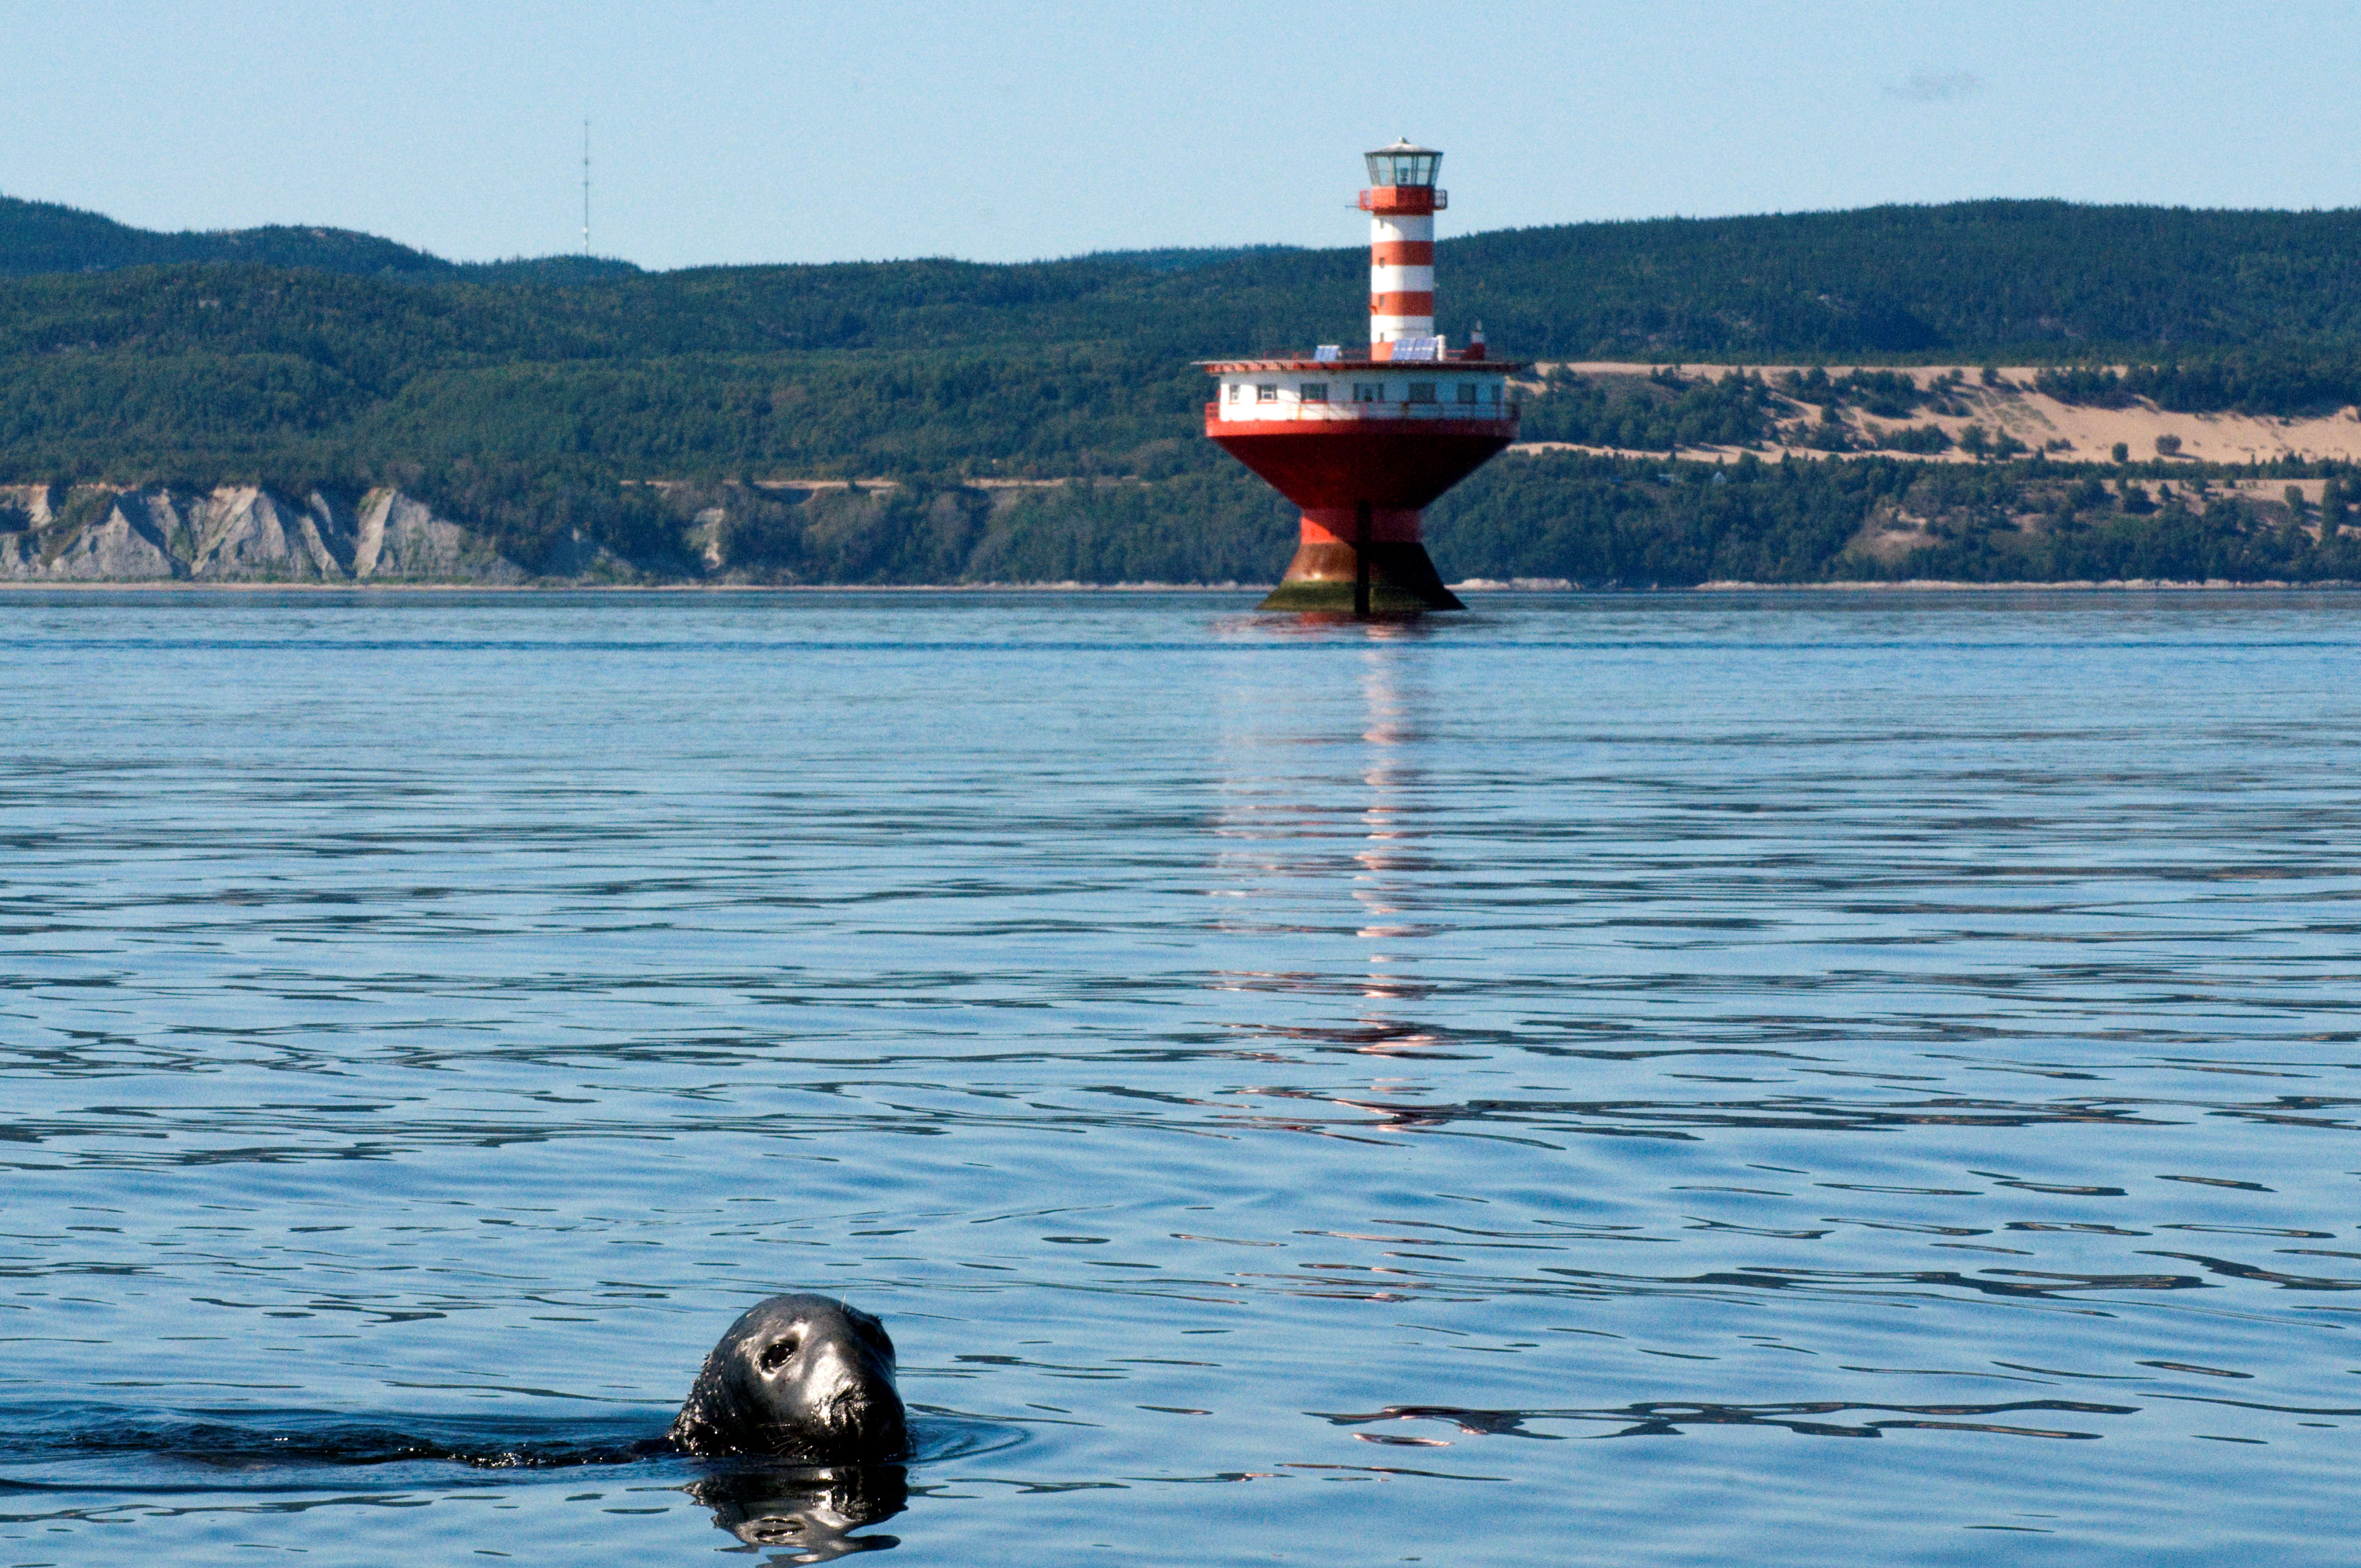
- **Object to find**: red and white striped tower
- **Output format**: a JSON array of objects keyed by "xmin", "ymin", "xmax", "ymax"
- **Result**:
[
  {"xmin": 1364, "ymin": 139, "xmax": 1439, "ymax": 347},
  {"xmin": 1199, "ymin": 142, "xmax": 1522, "ymax": 615}
]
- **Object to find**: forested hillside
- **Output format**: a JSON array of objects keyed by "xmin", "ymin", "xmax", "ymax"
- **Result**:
[
  {"xmin": 16, "ymin": 195, "xmax": 2361, "ymax": 357},
  {"xmin": 0, "ymin": 195, "xmax": 636, "ymax": 282},
  {"xmin": 5, "ymin": 194, "xmax": 2361, "ymax": 582}
]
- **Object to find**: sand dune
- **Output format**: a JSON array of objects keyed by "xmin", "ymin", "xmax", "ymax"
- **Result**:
[{"xmin": 1523, "ymin": 364, "xmax": 2361, "ymax": 466}]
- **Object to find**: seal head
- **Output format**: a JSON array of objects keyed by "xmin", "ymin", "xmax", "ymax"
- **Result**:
[{"xmin": 670, "ymin": 1294, "xmax": 909, "ymax": 1461}]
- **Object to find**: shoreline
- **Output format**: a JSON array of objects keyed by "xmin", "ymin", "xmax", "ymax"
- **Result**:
[
  {"xmin": 6, "ymin": 579, "xmax": 2359, "ymax": 596},
  {"xmin": 1690, "ymin": 578, "xmax": 2361, "ymax": 591},
  {"xmin": 0, "ymin": 579, "xmax": 1265, "ymax": 594}
]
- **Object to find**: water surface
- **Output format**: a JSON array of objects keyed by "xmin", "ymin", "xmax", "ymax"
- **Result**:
[{"xmin": 3, "ymin": 589, "xmax": 2358, "ymax": 1564}]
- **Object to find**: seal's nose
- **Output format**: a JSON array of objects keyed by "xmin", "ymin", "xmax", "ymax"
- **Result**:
[
  {"xmin": 800, "ymin": 1337, "xmax": 904, "ymax": 1453},
  {"xmin": 806, "ymin": 1340, "xmax": 882, "ymax": 1408}
]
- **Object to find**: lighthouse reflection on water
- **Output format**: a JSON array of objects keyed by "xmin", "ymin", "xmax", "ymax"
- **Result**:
[{"xmin": 1209, "ymin": 625, "xmax": 1454, "ymax": 1157}]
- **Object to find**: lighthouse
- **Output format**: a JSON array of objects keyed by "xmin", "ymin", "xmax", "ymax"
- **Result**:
[{"xmin": 1203, "ymin": 140, "xmax": 1522, "ymax": 615}]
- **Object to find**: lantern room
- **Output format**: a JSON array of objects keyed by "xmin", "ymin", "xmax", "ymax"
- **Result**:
[{"xmin": 1365, "ymin": 140, "xmax": 1441, "ymax": 189}]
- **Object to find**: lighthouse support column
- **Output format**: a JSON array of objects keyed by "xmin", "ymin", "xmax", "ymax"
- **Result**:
[
  {"xmin": 1353, "ymin": 501, "xmax": 1372, "ymax": 619},
  {"xmin": 1255, "ymin": 503, "xmax": 1466, "ymax": 615}
]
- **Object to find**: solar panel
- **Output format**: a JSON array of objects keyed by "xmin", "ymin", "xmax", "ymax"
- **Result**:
[{"xmin": 1392, "ymin": 336, "xmax": 1442, "ymax": 363}]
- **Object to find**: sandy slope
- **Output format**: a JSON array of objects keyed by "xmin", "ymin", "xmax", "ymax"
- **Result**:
[{"xmin": 1524, "ymin": 364, "xmax": 2361, "ymax": 465}]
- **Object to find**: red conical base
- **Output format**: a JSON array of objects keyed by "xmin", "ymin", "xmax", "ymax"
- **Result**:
[
  {"xmin": 1207, "ymin": 412, "xmax": 1513, "ymax": 614},
  {"xmin": 1207, "ymin": 418, "xmax": 1516, "ymax": 514}
]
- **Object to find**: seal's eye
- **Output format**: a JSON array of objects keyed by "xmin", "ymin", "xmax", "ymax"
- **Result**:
[{"xmin": 758, "ymin": 1336, "xmax": 799, "ymax": 1372}]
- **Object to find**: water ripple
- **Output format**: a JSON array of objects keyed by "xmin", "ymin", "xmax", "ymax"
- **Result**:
[{"xmin": 3, "ymin": 591, "xmax": 2359, "ymax": 1563}]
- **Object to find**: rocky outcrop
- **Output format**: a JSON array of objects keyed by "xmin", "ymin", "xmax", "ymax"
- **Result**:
[
  {"xmin": 18, "ymin": 490, "xmax": 180, "ymax": 580},
  {"xmin": 352, "ymin": 489, "xmax": 525, "ymax": 581},
  {"xmin": 0, "ymin": 483, "xmax": 56, "ymax": 531},
  {"xmin": 190, "ymin": 488, "xmax": 351, "ymax": 580},
  {"xmin": 0, "ymin": 485, "xmax": 526, "ymax": 583}
]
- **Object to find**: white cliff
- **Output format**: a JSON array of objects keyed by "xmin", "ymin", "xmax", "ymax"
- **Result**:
[
  {"xmin": 354, "ymin": 488, "xmax": 521, "ymax": 580},
  {"xmin": 0, "ymin": 484, "xmax": 526, "ymax": 583},
  {"xmin": 190, "ymin": 488, "xmax": 351, "ymax": 580},
  {"xmin": 11, "ymin": 490, "xmax": 181, "ymax": 580}
]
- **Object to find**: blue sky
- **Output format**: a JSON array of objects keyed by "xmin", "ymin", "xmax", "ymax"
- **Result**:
[{"xmin": 5, "ymin": 1, "xmax": 2356, "ymax": 269}]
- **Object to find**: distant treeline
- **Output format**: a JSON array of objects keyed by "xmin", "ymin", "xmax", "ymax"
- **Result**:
[
  {"xmin": 9, "ymin": 453, "xmax": 2351, "ymax": 586},
  {"xmin": 1521, "ymin": 368, "xmax": 1967, "ymax": 454},
  {"xmin": 1431, "ymin": 454, "xmax": 2360, "ymax": 586},
  {"xmin": 10, "ymin": 194, "xmax": 2361, "ymax": 578},
  {"xmin": 0, "ymin": 194, "xmax": 636, "ymax": 282},
  {"xmin": 18, "ymin": 193, "xmax": 2361, "ymax": 360},
  {"xmin": 2032, "ymin": 348, "xmax": 2361, "ymax": 416},
  {"xmin": 382, "ymin": 465, "xmax": 1297, "ymax": 585},
  {"xmin": 699, "ymin": 454, "xmax": 2361, "ymax": 587}
]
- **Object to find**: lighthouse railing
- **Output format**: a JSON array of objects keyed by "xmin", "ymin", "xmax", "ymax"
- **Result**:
[{"xmin": 1205, "ymin": 402, "xmax": 1519, "ymax": 426}]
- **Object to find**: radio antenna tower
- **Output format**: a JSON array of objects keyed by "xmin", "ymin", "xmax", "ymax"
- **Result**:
[{"xmin": 580, "ymin": 118, "xmax": 591, "ymax": 255}]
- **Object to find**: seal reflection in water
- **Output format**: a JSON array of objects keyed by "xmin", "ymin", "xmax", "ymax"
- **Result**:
[
  {"xmin": 690, "ymin": 1464, "xmax": 909, "ymax": 1557},
  {"xmin": 671, "ymin": 1294, "xmax": 910, "ymax": 1461}
]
